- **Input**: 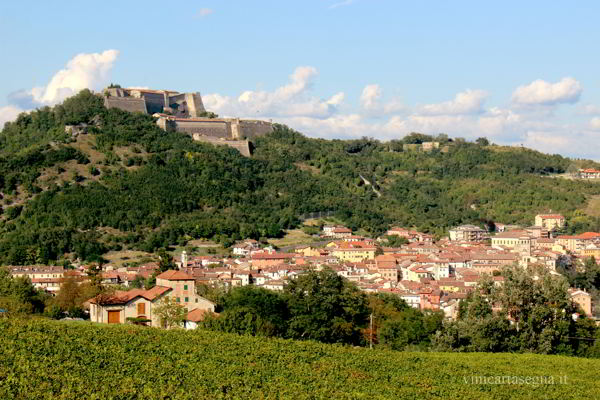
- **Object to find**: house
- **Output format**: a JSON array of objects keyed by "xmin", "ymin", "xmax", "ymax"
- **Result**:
[
  {"xmin": 386, "ymin": 227, "xmax": 433, "ymax": 243},
  {"xmin": 556, "ymin": 232, "xmax": 600, "ymax": 254},
  {"xmin": 448, "ymin": 225, "xmax": 487, "ymax": 242},
  {"xmin": 569, "ymin": 289, "xmax": 592, "ymax": 317},
  {"xmin": 10, "ymin": 266, "xmax": 66, "ymax": 293},
  {"xmin": 583, "ymin": 243, "xmax": 600, "ymax": 259},
  {"xmin": 295, "ymin": 246, "xmax": 322, "ymax": 257},
  {"xmin": 251, "ymin": 253, "xmax": 295, "ymax": 268},
  {"xmin": 331, "ymin": 242, "xmax": 376, "ymax": 262},
  {"xmin": 331, "ymin": 227, "xmax": 352, "ymax": 239},
  {"xmin": 88, "ymin": 269, "xmax": 215, "ymax": 327},
  {"xmin": 534, "ymin": 214, "xmax": 566, "ymax": 230},
  {"xmin": 184, "ymin": 308, "xmax": 217, "ymax": 330},
  {"xmin": 491, "ymin": 231, "xmax": 533, "ymax": 254},
  {"xmin": 578, "ymin": 168, "xmax": 600, "ymax": 179}
]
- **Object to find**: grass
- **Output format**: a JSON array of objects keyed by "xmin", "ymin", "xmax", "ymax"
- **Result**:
[
  {"xmin": 1, "ymin": 318, "xmax": 599, "ymax": 399},
  {"xmin": 267, "ymin": 229, "xmax": 318, "ymax": 248},
  {"xmin": 584, "ymin": 194, "xmax": 600, "ymax": 217}
]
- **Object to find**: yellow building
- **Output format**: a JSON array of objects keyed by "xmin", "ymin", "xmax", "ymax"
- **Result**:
[
  {"xmin": 534, "ymin": 214, "xmax": 565, "ymax": 230},
  {"xmin": 583, "ymin": 244, "xmax": 600, "ymax": 259},
  {"xmin": 331, "ymin": 246, "xmax": 376, "ymax": 262},
  {"xmin": 556, "ymin": 232, "xmax": 600, "ymax": 254},
  {"xmin": 569, "ymin": 289, "xmax": 592, "ymax": 316},
  {"xmin": 295, "ymin": 246, "xmax": 321, "ymax": 257},
  {"xmin": 491, "ymin": 230, "xmax": 532, "ymax": 253}
]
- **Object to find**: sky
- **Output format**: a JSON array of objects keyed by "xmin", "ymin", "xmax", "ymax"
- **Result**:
[{"xmin": 1, "ymin": 0, "xmax": 600, "ymax": 159}]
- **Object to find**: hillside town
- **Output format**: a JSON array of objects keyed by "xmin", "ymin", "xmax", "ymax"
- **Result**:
[{"xmin": 7, "ymin": 212, "xmax": 596, "ymax": 327}]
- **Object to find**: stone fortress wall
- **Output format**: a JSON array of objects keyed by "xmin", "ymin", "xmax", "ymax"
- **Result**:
[{"xmin": 104, "ymin": 87, "xmax": 271, "ymax": 156}]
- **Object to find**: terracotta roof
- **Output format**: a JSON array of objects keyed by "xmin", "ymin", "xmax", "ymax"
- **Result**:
[
  {"xmin": 156, "ymin": 270, "xmax": 195, "ymax": 281},
  {"xmin": 557, "ymin": 232, "xmax": 600, "ymax": 240},
  {"xmin": 537, "ymin": 214, "xmax": 565, "ymax": 219},
  {"xmin": 252, "ymin": 253, "xmax": 295, "ymax": 260},
  {"xmin": 143, "ymin": 286, "xmax": 172, "ymax": 300},
  {"xmin": 186, "ymin": 308, "xmax": 218, "ymax": 322}
]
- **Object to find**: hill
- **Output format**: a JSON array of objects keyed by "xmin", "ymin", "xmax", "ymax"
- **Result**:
[
  {"xmin": 0, "ymin": 318, "xmax": 598, "ymax": 399},
  {"xmin": 2, "ymin": 90, "xmax": 600, "ymax": 264}
]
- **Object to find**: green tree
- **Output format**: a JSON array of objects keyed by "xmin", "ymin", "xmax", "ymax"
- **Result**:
[
  {"xmin": 219, "ymin": 286, "xmax": 288, "ymax": 335},
  {"xmin": 157, "ymin": 249, "xmax": 175, "ymax": 272},
  {"xmin": 154, "ymin": 296, "xmax": 187, "ymax": 329},
  {"xmin": 284, "ymin": 268, "xmax": 369, "ymax": 345},
  {"xmin": 475, "ymin": 137, "xmax": 490, "ymax": 146}
]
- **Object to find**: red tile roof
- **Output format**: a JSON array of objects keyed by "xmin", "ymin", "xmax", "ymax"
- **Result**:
[
  {"xmin": 186, "ymin": 308, "xmax": 218, "ymax": 322},
  {"xmin": 156, "ymin": 270, "xmax": 195, "ymax": 281}
]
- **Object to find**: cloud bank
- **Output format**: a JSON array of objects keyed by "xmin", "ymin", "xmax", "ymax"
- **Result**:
[
  {"xmin": 1, "ymin": 49, "xmax": 119, "ymax": 128},
  {"xmin": 512, "ymin": 77, "xmax": 582, "ymax": 106}
]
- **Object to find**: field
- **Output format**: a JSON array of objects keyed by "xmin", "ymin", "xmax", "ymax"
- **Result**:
[
  {"xmin": 1, "ymin": 319, "xmax": 599, "ymax": 399},
  {"xmin": 267, "ymin": 228, "xmax": 318, "ymax": 248}
]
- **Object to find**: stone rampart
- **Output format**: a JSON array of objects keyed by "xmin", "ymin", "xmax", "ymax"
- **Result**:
[
  {"xmin": 104, "ymin": 97, "xmax": 147, "ymax": 114},
  {"xmin": 173, "ymin": 119, "xmax": 231, "ymax": 138},
  {"xmin": 238, "ymin": 120, "xmax": 274, "ymax": 139},
  {"xmin": 192, "ymin": 135, "xmax": 252, "ymax": 157}
]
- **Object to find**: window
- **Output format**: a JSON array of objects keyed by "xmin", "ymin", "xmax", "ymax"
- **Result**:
[
  {"xmin": 195, "ymin": 299, "xmax": 198, "ymax": 303},
  {"xmin": 176, "ymin": 297, "xmax": 180, "ymax": 302},
  {"xmin": 184, "ymin": 284, "xmax": 188, "ymax": 290},
  {"xmin": 137, "ymin": 303, "xmax": 145, "ymax": 315},
  {"xmin": 185, "ymin": 297, "xmax": 189, "ymax": 303}
]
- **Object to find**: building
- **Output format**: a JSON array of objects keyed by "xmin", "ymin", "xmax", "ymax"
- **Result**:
[
  {"xmin": 88, "ymin": 270, "xmax": 215, "ymax": 327},
  {"xmin": 386, "ymin": 227, "xmax": 433, "ymax": 243},
  {"xmin": 10, "ymin": 266, "xmax": 65, "ymax": 294},
  {"xmin": 331, "ymin": 243, "xmax": 376, "ymax": 262},
  {"xmin": 103, "ymin": 86, "xmax": 272, "ymax": 156},
  {"xmin": 251, "ymin": 253, "xmax": 296, "ymax": 268},
  {"xmin": 556, "ymin": 232, "xmax": 600, "ymax": 254},
  {"xmin": 448, "ymin": 225, "xmax": 487, "ymax": 241},
  {"xmin": 583, "ymin": 243, "xmax": 600, "ymax": 259},
  {"xmin": 491, "ymin": 230, "xmax": 533, "ymax": 254},
  {"xmin": 534, "ymin": 214, "xmax": 566, "ymax": 231},
  {"xmin": 578, "ymin": 169, "xmax": 600, "ymax": 179},
  {"xmin": 569, "ymin": 289, "xmax": 593, "ymax": 316},
  {"xmin": 104, "ymin": 87, "xmax": 206, "ymax": 117}
]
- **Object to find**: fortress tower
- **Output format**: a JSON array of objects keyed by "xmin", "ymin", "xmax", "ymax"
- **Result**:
[{"xmin": 104, "ymin": 87, "xmax": 206, "ymax": 117}]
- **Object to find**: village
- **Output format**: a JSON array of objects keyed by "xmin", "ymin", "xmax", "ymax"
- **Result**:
[{"xmin": 7, "ymin": 212, "xmax": 596, "ymax": 329}]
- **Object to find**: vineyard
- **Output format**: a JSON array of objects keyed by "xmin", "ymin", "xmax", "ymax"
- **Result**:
[{"xmin": 1, "ymin": 318, "xmax": 599, "ymax": 399}]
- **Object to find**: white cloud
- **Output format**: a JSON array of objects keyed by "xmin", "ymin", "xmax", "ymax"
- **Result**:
[
  {"xmin": 0, "ymin": 105, "xmax": 23, "ymax": 128},
  {"xmin": 590, "ymin": 117, "xmax": 600, "ymax": 130},
  {"xmin": 204, "ymin": 66, "xmax": 344, "ymax": 119},
  {"xmin": 10, "ymin": 49, "xmax": 119, "ymax": 109},
  {"xmin": 359, "ymin": 84, "xmax": 405, "ymax": 116},
  {"xmin": 419, "ymin": 89, "xmax": 488, "ymax": 115},
  {"xmin": 512, "ymin": 77, "xmax": 582, "ymax": 106},
  {"xmin": 360, "ymin": 84, "xmax": 381, "ymax": 110},
  {"xmin": 196, "ymin": 8, "xmax": 213, "ymax": 17}
]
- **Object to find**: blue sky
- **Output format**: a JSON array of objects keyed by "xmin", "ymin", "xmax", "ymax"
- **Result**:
[{"xmin": 2, "ymin": 0, "xmax": 600, "ymax": 159}]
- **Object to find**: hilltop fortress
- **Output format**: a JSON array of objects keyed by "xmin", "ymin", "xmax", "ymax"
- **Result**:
[{"xmin": 103, "ymin": 87, "xmax": 273, "ymax": 156}]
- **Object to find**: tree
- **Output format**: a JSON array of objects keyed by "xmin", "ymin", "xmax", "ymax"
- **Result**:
[
  {"xmin": 219, "ymin": 286, "xmax": 288, "ymax": 335},
  {"xmin": 0, "ymin": 268, "xmax": 47, "ymax": 314},
  {"xmin": 475, "ymin": 137, "xmax": 490, "ymax": 146},
  {"xmin": 153, "ymin": 296, "xmax": 187, "ymax": 329},
  {"xmin": 385, "ymin": 235, "xmax": 408, "ymax": 247},
  {"xmin": 51, "ymin": 273, "xmax": 96, "ymax": 316},
  {"xmin": 435, "ymin": 265, "xmax": 581, "ymax": 355},
  {"xmin": 157, "ymin": 249, "xmax": 175, "ymax": 272},
  {"xmin": 284, "ymin": 268, "xmax": 369, "ymax": 345},
  {"xmin": 130, "ymin": 274, "xmax": 145, "ymax": 289}
]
